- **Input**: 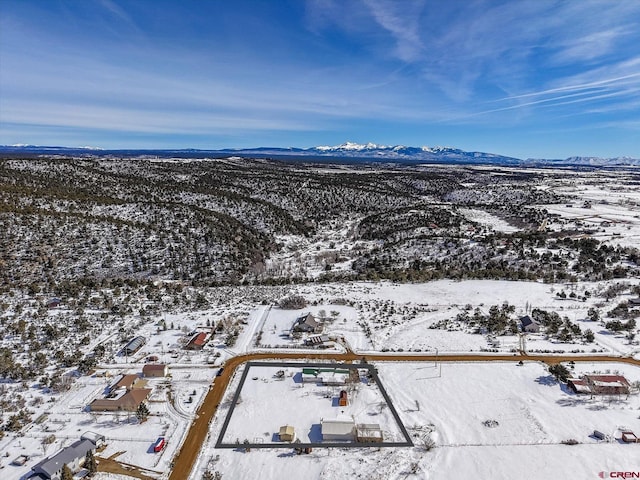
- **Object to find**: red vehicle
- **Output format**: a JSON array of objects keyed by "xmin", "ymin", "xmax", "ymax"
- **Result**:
[{"xmin": 153, "ymin": 437, "xmax": 166, "ymax": 452}]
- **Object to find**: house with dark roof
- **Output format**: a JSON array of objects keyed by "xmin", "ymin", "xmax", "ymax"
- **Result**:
[
  {"xmin": 123, "ymin": 336, "xmax": 146, "ymax": 356},
  {"xmin": 629, "ymin": 297, "xmax": 640, "ymax": 306},
  {"xmin": 46, "ymin": 298, "xmax": 62, "ymax": 309},
  {"xmin": 30, "ymin": 438, "xmax": 97, "ymax": 480},
  {"xmin": 292, "ymin": 313, "xmax": 322, "ymax": 334},
  {"xmin": 519, "ymin": 315, "xmax": 540, "ymax": 333}
]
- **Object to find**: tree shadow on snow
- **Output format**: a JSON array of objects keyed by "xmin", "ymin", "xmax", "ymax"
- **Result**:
[{"xmin": 534, "ymin": 375, "xmax": 558, "ymax": 386}]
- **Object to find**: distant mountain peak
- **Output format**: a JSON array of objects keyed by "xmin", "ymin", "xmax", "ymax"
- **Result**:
[
  {"xmin": 1, "ymin": 143, "xmax": 638, "ymax": 167},
  {"xmin": 316, "ymin": 141, "xmax": 387, "ymax": 151}
]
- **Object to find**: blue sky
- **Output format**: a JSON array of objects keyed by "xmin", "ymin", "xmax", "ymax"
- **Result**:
[{"xmin": 1, "ymin": 0, "xmax": 639, "ymax": 158}]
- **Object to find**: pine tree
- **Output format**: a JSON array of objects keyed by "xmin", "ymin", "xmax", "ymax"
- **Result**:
[
  {"xmin": 548, "ymin": 364, "xmax": 570, "ymax": 382},
  {"xmin": 61, "ymin": 464, "xmax": 73, "ymax": 480},
  {"xmin": 85, "ymin": 449, "xmax": 98, "ymax": 476},
  {"xmin": 136, "ymin": 402, "xmax": 150, "ymax": 422}
]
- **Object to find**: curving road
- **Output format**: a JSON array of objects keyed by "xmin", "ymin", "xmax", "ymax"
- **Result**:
[{"xmin": 167, "ymin": 351, "xmax": 639, "ymax": 480}]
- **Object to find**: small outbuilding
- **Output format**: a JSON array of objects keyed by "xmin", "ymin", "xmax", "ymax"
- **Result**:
[
  {"xmin": 143, "ymin": 363, "xmax": 168, "ymax": 378},
  {"xmin": 621, "ymin": 430, "xmax": 638, "ymax": 443},
  {"xmin": 567, "ymin": 378, "xmax": 591, "ymax": 394},
  {"xmin": 593, "ymin": 430, "xmax": 606, "ymax": 441},
  {"xmin": 304, "ymin": 334, "xmax": 332, "ymax": 347},
  {"xmin": 356, "ymin": 423, "xmax": 384, "ymax": 443},
  {"xmin": 279, "ymin": 425, "xmax": 295, "ymax": 442},
  {"xmin": 80, "ymin": 431, "xmax": 106, "ymax": 448}
]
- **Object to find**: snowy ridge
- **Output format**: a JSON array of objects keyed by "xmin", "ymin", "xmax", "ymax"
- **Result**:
[{"xmin": 1, "ymin": 143, "xmax": 638, "ymax": 167}]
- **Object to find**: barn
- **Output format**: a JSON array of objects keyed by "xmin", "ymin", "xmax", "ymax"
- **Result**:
[
  {"xmin": 123, "ymin": 336, "xmax": 146, "ymax": 356},
  {"xmin": 584, "ymin": 374, "xmax": 630, "ymax": 395}
]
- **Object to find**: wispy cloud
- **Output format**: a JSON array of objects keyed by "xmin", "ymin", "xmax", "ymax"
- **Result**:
[
  {"xmin": 1, "ymin": 1, "xmax": 639, "ymax": 155},
  {"xmin": 362, "ymin": 0, "xmax": 425, "ymax": 62}
]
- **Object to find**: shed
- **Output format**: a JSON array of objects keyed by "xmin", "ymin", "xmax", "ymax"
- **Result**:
[
  {"xmin": 279, "ymin": 425, "xmax": 295, "ymax": 442},
  {"xmin": 81, "ymin": 431, "xmax": 106, "ymax": 447},
  {"xmin": 593, "ymin": 430, "xmax": 606, "ymax": 441},
  {"xmin": 321, "ymin": 418, "xmax": 355, "ymax": 441},
  {"xmin": 318, "ymin": 370, "xmax": 348, "ymax": 386},
  {"xmin": 567, "ymin": 378, "xmax": 591, "ymax": 395},
  {"xmin": 621, "ymin": 431, "xmax": 638, "ymax": 443},
  {"xmin": 143, "ymin": 363, "xmax": 168, "ymax": 378},
  {"xmin": 356, "ymin": 423, "xmax": 384, "ymax": 443},
  {"xmin": 629, "ymin": 298, "xmax": 640, "ymax": 306},
  {"xmin": 304, "ymin": 334, "xmax": 331, "ymax": 346}
]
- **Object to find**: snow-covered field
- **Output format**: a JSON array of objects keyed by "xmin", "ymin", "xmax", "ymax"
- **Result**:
[
  {"xmin": 540, "ymin": 172, "xmax": 640, "ymax": 248},
  {"xmin": 217, "ymin": 364, "xmax": 407, "ymax": 446},
  {"xmin": 458, "ymin": 207, "xmax": 520, "ymax": 233},
  {"xmin": 194, "ymin": 361, "xmax": 640, "ymax": 480},
  {"xmin": 285, "ymin": 280, "xmax": 639, "ymax": 357}
]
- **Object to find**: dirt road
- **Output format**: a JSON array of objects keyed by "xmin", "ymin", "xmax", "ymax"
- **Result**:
[{"xmin": 168, "ymin": 351, "xmax": 640, "ymax": 480}]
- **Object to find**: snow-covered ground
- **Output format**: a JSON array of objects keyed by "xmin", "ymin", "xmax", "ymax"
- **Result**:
[
  {"xmin": 458, "ymin": 207, "xmax": 520, "ymax": 233},
  {"xmin": 194, "ymin": 361, "xmax": 640, "ymax": 480},
  {"xmin": 217, "ymin": 364, "xmax": 406, "ymax": 446},
  {"xmin": 540, "ymin": 173, "xmax": 640, "ymax": 248},
  {"xmin": 286, "ymin": 280, "xmax": 639, "ymax": 357},
  {"xmin": 2, "ymin": 279, "xmax": 638, "ymax": 479}
]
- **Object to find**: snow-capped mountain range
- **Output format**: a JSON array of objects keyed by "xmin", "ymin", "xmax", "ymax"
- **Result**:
[{"xmin": 1, "ymin": 142, "xmax": 638, "ymax": 167}]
